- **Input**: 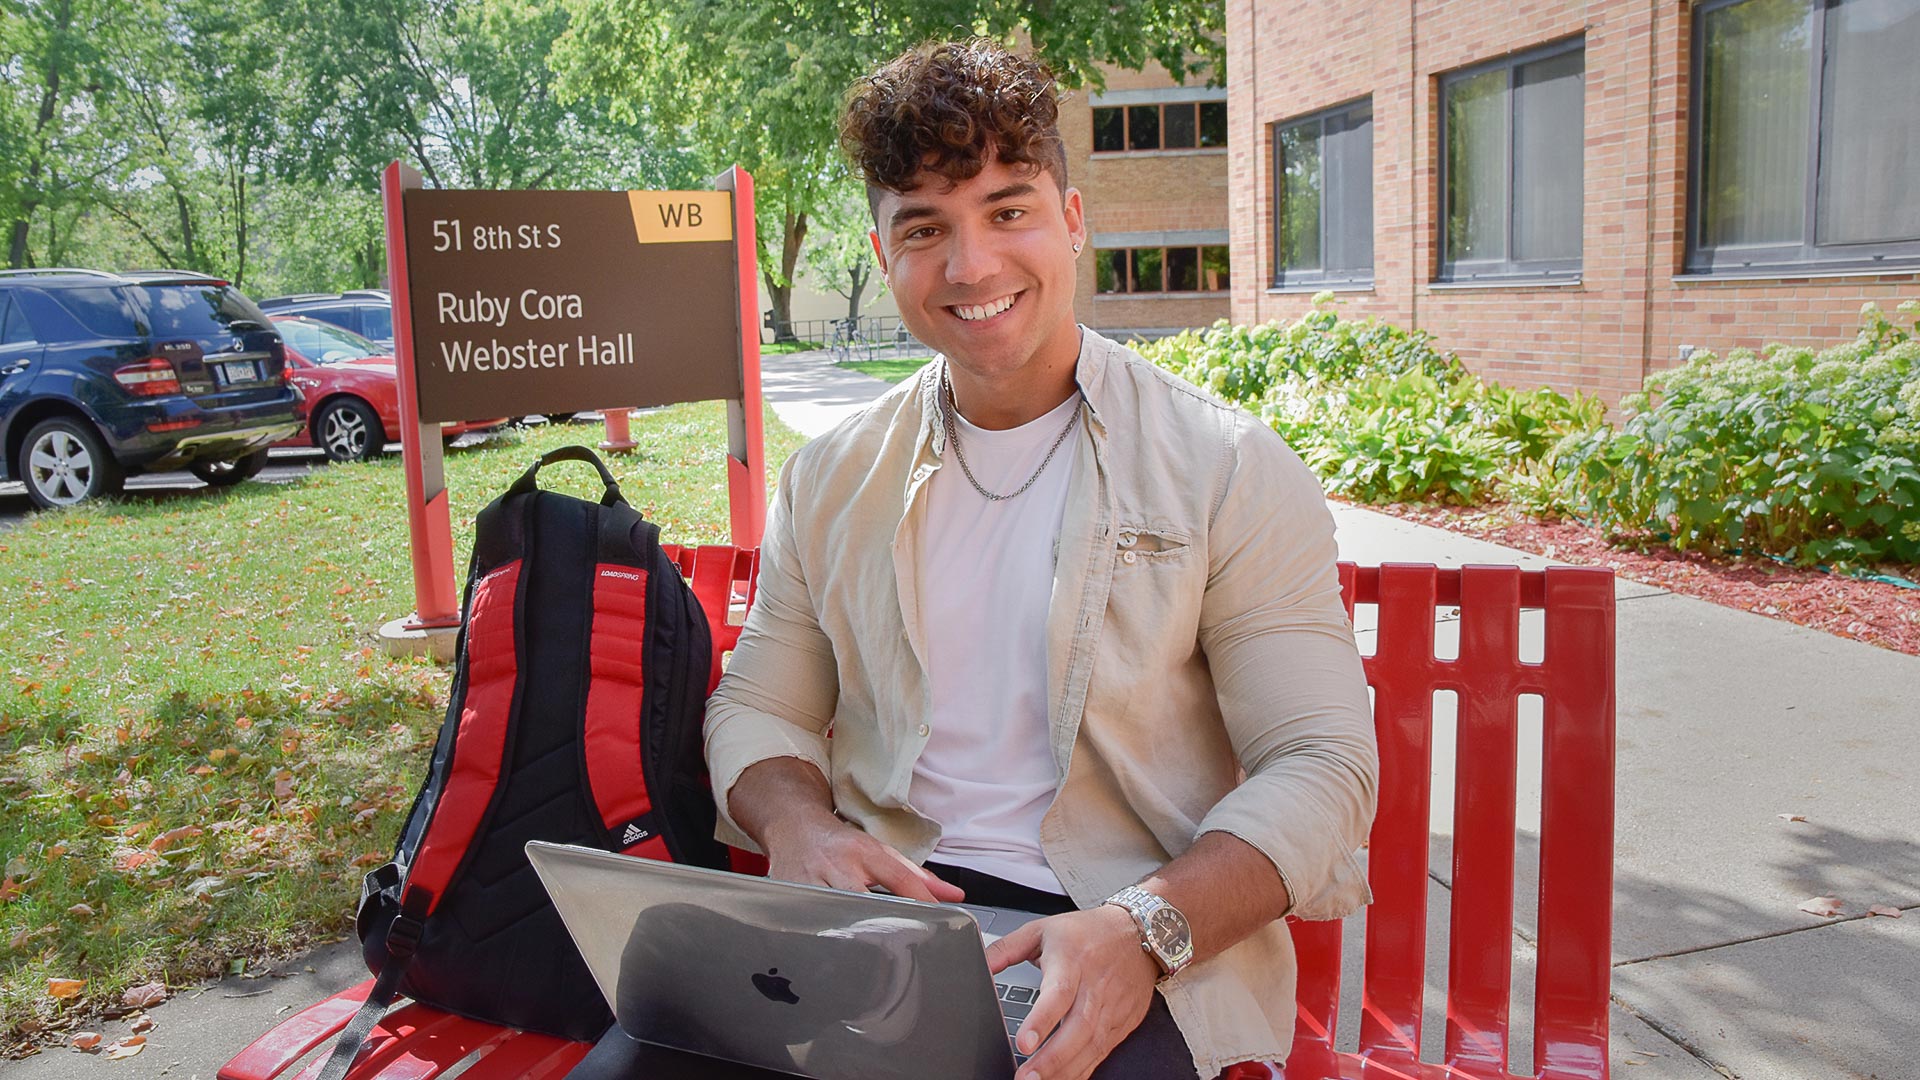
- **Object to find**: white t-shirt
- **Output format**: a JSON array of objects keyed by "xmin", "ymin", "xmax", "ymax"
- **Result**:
[{"xmin": 909, "ymin": 388, "xmax": 1082, "ymax": 894}]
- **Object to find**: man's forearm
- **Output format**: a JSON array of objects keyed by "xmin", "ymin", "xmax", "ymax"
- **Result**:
[
  {"xmin": 1137, "ymin": 832, "xmax": 1294, "ymax": 965},
  {"xmin": 726, "ymin": 756, "xmax": 840, "ymax": 852}
]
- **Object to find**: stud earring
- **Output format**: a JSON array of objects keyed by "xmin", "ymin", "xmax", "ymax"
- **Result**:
[{"xmin": 1071, "ymin": 242, "xmax": 1082, "ymax": 253}]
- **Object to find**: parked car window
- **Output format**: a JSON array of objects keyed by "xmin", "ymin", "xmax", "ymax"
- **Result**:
[
  {"xmin": 279, "ymin": 318, "xmax": 381, "ymax": 363},
  {"xmin": 0, "ymin": 295, "xmax": 36, "ymax": 346},
  {"xmin": 299, "ymin": 305, "xmax": 360, "ymax": 333},
  {"xmin": 135, "ymin": 284, "xmax": 272, "ymax": 338},
  {"xmin": 359, "ymin": 305, "xmax": 392, "ymax": 342},
  {"xmin": 33, "ymin": 285, "xmax": 143, "ymax": 340}
]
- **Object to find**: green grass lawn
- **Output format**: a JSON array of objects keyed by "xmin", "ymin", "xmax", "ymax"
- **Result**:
[
  {"xmin": 837, "ymin": 356, "xmax": 933, "ymax": 384},
  {"xmin": 0, "ymin": 405, "xmax": 807, "ymax": 1046},
  {"xmin": 759, "ymin": 339, "xmax": 823, "ymax": 355}
]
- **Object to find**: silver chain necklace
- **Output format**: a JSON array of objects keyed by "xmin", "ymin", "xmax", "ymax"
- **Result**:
[{"xmin": 940, "ymin": 365, "xmax": 1081, "ymax": 502}]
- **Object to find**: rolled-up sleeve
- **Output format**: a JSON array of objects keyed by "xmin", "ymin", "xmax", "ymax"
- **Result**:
[
  {"xmin": 1194, "ymin": 415, "xmax": 1377, "ymax": 921},
  {"xmin": 704, "ymin": 451, "xmax": 839, "ymax": 851}
]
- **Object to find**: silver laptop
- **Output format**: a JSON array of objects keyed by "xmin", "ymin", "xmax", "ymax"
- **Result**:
[{"xmin": 525, "ymin": 841, "xmax": 1047, "ymax": 1080}]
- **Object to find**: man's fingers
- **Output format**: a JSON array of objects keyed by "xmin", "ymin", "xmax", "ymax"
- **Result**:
[
  {"xmin": 1016, "ymin": 958, "xmax": 1075, "ymax": 1057},
  {"xmin": 864, "ymin": 854, "xmax": 941, "ymax": 902},
  {"xmin": 1017, "ymin": 1009, "xmax": 1095, "ymax": 1080},
  {"xmin": 916, "ymin": 864, "xmax": 966, "ymax": 903},
  {"xmin": 984, "ymin": 921, "xmax": 1040, "ymax": 974}
]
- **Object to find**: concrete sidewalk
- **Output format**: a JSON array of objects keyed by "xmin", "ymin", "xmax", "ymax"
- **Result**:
[{"xmin": 17, "ymin": 348, "xmax": 1914, "ymax": 1079}]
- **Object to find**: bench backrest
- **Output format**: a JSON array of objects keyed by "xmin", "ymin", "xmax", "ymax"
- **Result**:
[{"xmin": 667, "ymin": 547, "xmax": 1616, "ymax": 1080}]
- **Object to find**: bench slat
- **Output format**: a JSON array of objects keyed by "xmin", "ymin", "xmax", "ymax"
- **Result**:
[
  {"xmin": 1446, "ymin": 566, "xmax": 1524, "ymax": 1072},
  {"xmin": 1355, "ymin": 564, "xmax": 1439, "ymax": 1062}
]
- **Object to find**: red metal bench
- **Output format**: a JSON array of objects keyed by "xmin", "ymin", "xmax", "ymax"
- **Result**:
[{"xmin": 221, "ymin": 551, "xmax": 1614, "ymax": 1080}]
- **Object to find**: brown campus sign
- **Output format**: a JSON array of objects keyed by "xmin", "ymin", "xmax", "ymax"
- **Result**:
[{"xmin": 400, "ymin": 189, "xmax": 743, "ymax": 423}]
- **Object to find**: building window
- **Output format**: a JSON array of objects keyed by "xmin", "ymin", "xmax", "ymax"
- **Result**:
[
  {"xmin": 1438, "ymin": 38, "xmax": 1585, "ymax": 282},
  {"xmin": 1271, "ymin": 98, "xmax": 1374, "ymax": 287},
  {"xmin": 1092, "ymin": 101, "xmax": 1229, "ymax": 153},
  {"xmin": 1096, "ymin": 245, "xmax": 1232, "ymax": 293},
  {"xmin": 1689, "ymin": 0, "xmax": 1920, "ymax": 274}
]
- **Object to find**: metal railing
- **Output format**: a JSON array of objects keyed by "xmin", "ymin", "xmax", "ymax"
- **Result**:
[{"xmin": 763, "ymin": 315, "xmax": 931, "ymax": 365}]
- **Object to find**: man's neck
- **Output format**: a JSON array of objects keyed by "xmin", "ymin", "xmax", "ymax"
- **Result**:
[{"xmin": 945, "ymin": 322, "xmax": 1083, "ymax": 431}]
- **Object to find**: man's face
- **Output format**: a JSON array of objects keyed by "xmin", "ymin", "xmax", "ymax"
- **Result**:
[{"xmin": 868, "ymin": 153, "xmax": 1085, "ymax": 384}]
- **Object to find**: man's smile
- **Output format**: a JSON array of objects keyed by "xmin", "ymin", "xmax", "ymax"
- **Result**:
[{"xmin": 948, "ymin": 290, "xmax": 1024, "ymax": 323}]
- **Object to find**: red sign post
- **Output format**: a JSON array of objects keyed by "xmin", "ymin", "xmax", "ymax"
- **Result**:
[{"xmin": 379, "ymin": 161, "xmax": 766, "ymax": 641}]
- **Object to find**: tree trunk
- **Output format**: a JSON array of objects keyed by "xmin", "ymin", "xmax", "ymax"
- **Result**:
[
  {"xmin": 844, "ymin": 261, "xmax": 869, "ymax": 322},
  {"xmin": 765, "ymin": 208, "xmax": 809, "ymax": 341},
  {"xmin": 7, "ymin": 220, "xmax": 31, "ymax": 269}
]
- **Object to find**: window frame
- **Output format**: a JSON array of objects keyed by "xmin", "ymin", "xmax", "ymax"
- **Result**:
[
  {"xmin": 1094, "ymin": 245, "xmax": 1232, "ymax": 295},
  {"xmin": 1435, "ymin": 35, "xmax": 1586, "ymax": 284},
  {"xmin": 1270, "ymin": 96, "xmax": 1376, "ymax": 289},
  {"xmin": 1092, "ymin": 100, "xmax": 1229, "ymax": 155},
  {"xmin": 1686, "ymin": 0, "xmax": 1920, "ymax": 275}
]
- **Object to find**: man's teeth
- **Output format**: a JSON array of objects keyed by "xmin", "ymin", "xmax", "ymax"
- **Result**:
[{"xmin": 954, "ymin": 294, "xmax": 1018, "ymax": 321}]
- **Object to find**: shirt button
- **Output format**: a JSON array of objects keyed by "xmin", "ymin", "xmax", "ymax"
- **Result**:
[
  {"xmin": 917, "ymin": 723, "xmax": 931, "ymax": 737},
  {"xmin": 1118, "ymin": 531, "xmax": 1137, "ymax": 548},
  {"xmin": 1121, "ymin": 550, "xmax": 1138, "ymax": 564}
]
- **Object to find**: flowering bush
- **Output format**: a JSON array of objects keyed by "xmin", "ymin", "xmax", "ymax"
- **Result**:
[
  {"xmin": 1139, "ymin": 296, "xmax": 1604, "ymax": 504},
  {"xmin": 1556, "ymin": 301, "xmax": 1920, "ymax": 566}
]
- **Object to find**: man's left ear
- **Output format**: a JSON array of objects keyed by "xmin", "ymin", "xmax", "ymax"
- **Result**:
[{"xmin": 1063, "ymin": 186, "xmax": 1086, "ymax": 255}]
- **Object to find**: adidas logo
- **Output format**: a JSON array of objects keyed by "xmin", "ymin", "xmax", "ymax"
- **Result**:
[{"xmin": 621, "ymin": 823, "xmax": 649, "ymax": 846}]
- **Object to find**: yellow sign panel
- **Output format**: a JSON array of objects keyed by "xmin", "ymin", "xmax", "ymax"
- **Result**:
[{"xmin": 626, "ymin": 191, "xmax": 733, "ymax": 244}]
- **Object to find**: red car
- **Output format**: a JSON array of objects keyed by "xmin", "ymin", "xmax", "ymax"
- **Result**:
[{"xmin": 272, "ymin": 316, "xmax": 505, "ymax": 461}]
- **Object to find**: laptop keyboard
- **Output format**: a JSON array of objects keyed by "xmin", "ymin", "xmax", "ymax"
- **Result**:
[{"xmin": 995, "ymin": 980, "xmax": 1038, "ymax": 1064}]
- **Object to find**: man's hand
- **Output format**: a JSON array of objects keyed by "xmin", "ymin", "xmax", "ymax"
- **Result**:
[
  {"xmin": 760, "ymin": 810, "xmax": 965, "ymax": 904},
  {"xmin": 727, "ymin": 757, "xmax": 963, "ymax": 904},
  {"xmin": 984, "ymin": 905, "xmax": 1158, "ymax": 1080}
]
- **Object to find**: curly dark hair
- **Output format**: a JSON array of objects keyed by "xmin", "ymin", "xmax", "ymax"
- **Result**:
[{"xmin": 839, "ymin": 38, "xmax": 1066, "ymax": 214}]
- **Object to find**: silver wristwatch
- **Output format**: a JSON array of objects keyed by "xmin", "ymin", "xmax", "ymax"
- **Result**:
[{"xmin": 1103, "ymin": 885, "xmax": 1194, "ymax": 980}]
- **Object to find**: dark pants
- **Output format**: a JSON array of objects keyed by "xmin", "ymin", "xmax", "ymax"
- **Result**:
[{"xmin": 925, "ymin": 863, "xmax": 1202, "ymax": 1080}]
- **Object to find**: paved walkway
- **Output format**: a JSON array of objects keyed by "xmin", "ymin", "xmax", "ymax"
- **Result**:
[{"xmin": 18, "ymin": 349, "xmax": 1915, "ymax": 1078}]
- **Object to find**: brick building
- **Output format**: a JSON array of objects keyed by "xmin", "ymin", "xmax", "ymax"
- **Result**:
[
  {"xmin": 1063, "ymin": 63, "xmax": 1233, "ymax": 338},
  {"xmin": 1228, "ymin": 0, "xmax": 1920, "ymax": 402}
]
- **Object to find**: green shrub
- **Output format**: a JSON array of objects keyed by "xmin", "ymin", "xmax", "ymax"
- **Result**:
[
  {"xmin": 1557, "ymin": 301, "xmax": 1920, "ymax": 566},
  {"xmin": 1139, "ymin": 295, "xmax": 1606, "ymax": 505}
]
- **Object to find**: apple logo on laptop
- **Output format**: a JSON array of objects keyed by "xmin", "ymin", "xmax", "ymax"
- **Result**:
[{"xmin": 752, "ymin": 967, "xmax": 799, "ymax": 1005}]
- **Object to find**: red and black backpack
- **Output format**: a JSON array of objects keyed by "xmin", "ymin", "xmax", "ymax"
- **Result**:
[{"xmin": 321, "ymin": 446, "xmax": 728, "ymax": 1078}]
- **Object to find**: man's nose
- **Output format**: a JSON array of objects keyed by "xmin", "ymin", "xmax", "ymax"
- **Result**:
[{"xmin": 944, "ymin": 225, "xmax": 1001, "ymax": 286}]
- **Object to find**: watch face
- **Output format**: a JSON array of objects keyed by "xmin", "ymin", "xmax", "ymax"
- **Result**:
[{"xmin": 1147, "ymin": 907, "xmax": 1190, "ymax": 956}]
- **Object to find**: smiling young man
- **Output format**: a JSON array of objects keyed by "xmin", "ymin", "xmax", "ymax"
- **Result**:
[{"xmin": 703, "ymin": 39, "xmax": 1377, "ymax": 1080}]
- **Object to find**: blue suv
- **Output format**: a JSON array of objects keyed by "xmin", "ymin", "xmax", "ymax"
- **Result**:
[{"xmin": 0, "ymin": 269, "xmax": 304, "ymax": 508}]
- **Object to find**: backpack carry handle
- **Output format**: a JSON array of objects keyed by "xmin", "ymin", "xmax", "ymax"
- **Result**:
[{"xmin": 508, "ymin": 445, "xmax": 626, "ymax": 506}]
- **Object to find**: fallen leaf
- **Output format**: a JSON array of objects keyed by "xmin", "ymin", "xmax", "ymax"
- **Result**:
[
  {"xmin": 67, "ymin": 903, "xmax": 94, "ymax": 918},
  {"xmin": 352, "ymin": 852, "xmax": 385, "ymax": 867},
  {"xmin": 1798, "ymin": 895, "xmax": 1844, "ymax": 917},
  {"xmin": 0, "ymin": 876, "xmax": 20, "ymax": 902},
  {"xmin": 1776, "ymin": 813, "xmax": 1807, "ymax": 823},
  {"xmin": 1866, "ymin": 905, "xmax": 1903, "ymax": 919},
  {"xmin": 150, "ymin": 825, "xmax": 202, "ymax": 852},
  {"xmin": 69, "ymin": 1031, "xmax": 101, "ymax": 1050},
  {"xmin": 122, "ymin": 981, "xmax": 167, "ymax": 1008},
  {"xmin": 104, "ymin": 1035, "xmax": 145, "ymax": 1060},
  {"xmin": 129, "ymin": 1016, "xmax": 154, "ymax": 1034},
  {"xmin": 115, "ymin": 850, "xmax": 159, "ymax": 872},
  {"xmin": 273, "ymin": 776, "xmax": 295, "ymax": 800},
  {"xmin": 47, "ymin": 978, "xmax": 85, "ymax": 999}
]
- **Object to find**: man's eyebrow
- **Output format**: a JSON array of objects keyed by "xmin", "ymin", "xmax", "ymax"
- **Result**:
[
  {"xmin": 983, "ymin": 182, "xmax": 1037, "ymax": 203},
  {"xmin": 888, "ymin": 203, "xmax": 940, "ymax": 230}
]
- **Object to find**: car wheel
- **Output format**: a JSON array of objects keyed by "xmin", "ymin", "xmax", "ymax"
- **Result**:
[
  {"xmin": 314, "ymin": 397, "xmax": 384, "ymax": 462},
  {"xmin": 189, "ymin": 449, "xmax": 270, "ymax": 487},
  {"xmin": 18, "ymin": 416, "xmax": 125, "ymax": 509}
]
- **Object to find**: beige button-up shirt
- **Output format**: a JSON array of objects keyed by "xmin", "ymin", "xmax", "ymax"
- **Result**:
[{"xmin": 704, "ymin": 328, "xmax": 1377, "ymax": 1076}]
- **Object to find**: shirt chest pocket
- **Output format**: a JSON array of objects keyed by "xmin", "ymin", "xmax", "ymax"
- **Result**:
[{"xmin": 1115, "ymin": 523, "xmax": 1191, "ymax": 565}]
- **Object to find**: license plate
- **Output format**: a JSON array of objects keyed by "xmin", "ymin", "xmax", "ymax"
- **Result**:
[{"xmin": 214, "ymin": 360, "xmax": 262, "ymax": 386}]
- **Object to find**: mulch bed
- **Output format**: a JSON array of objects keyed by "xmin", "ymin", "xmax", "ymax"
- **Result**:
[{"xmin": 1350, "ymin": 500, "xmax": 1920, "ymax": 657}]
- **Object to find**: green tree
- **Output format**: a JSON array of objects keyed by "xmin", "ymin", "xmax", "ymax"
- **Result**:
[
  {"xmin": 0, "ymin": 0, "xmax": 128, "ymax": 267},
  {"xmin": 551, "ymin": 0, "xmax": 1225, "ymax": 331},
  {"xmin": 803, "ymin": 176, "xmax": 883, "ymax": 325}
]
